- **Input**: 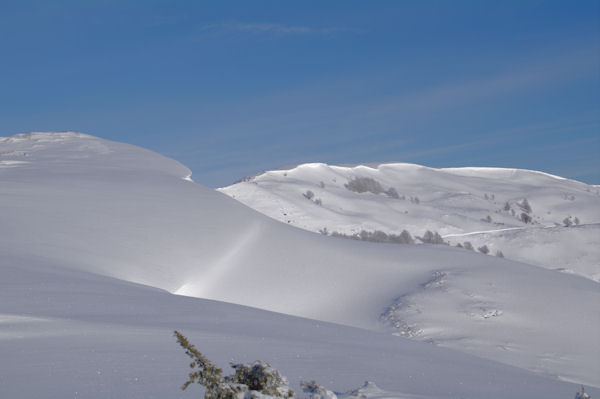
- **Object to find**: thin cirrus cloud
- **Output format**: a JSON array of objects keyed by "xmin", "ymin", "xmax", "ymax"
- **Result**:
[{"xmin": 198, "ymin": 22, "xmax": 349, "ymax": 36}]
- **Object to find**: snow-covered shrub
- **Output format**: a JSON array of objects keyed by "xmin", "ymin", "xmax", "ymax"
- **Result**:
[
  {"xmin": 319, "ymin": 181, "xmax": 325, "ymax": 189},
  {"xmin": 385, "ymin": 187, "xmax": 400, "ymax": 199},
  {"xmin": 410, "ymin": 196, "xmax": 420, "ymax": 204},
  {"xmin": 303, "ymin": 190, "xmax": 315, "ymax": 200},
  {"xmin": 521, "ymin": 212, "xmax": 532, "ymax": 224},
  {"xmin": 300, "ymin": 380, "xmax": 337, "ymax": 399},
  {"xmin": 420, "ymin": 230, "xmax": 447, "ymax": 245},
  {"xmin": 229, "ymin": 361, "xmax": 294, "ymax": 398},
  {"xmin": 314, "ymin": 198, "xmax": 322, "ymax": 206},
  {"xmin": 503, "ymin": 201, "xmax": 511, "ymax": 211},
  {"xmin": 463, "ymin": 241, "xmax": 474, "ymax": 251},
  {"xmin": 174, "ymin": 331, "xmax": 295, "ymax": 399},
  {"xmin": 575, "ymin": 217, "xmax": 580, "ymax": 225},
  {"xmin": 344, "ymin": 177, "xmax": 384, "ymax": 195},
  {"xmin": 495, "ymin": 250, "xmax": 504, "ymax": 258},
  {"xmin": 478, "ymin": 245, "xmax": 490, "ymax": 254},
  {"xmin": 563, "ymin": 217, "xmax": 573, "ymax": 227}
]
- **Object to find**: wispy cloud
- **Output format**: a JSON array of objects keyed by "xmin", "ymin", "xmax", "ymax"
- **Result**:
[{"xmin": 199, "ymin": 22, "xmax": 349, "ymax": 36}]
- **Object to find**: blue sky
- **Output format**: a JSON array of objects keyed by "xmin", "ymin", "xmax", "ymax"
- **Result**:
[{"xmin": 1, "ymin": 1, "xmax": 598, "ymax": 186}]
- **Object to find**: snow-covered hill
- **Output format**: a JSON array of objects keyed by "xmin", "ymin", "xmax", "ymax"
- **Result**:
[
  {"xmin": 1, "ymin": 133, "xmax": 599, "ymax": 397},
  {"xmin": 219, "ymin": 162, "xmax": 600, "ymax": 281}
]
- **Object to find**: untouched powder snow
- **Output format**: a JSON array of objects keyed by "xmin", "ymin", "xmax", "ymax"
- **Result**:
[
  {"xmin": 219, "ymin": 162, "xmax": 600, "ymax": 281},
  {"xmin": 3, "ymin": 253, "xmax": 594, "ymax": 399},
  {"xmin": 1, "ymin": 132, "xmax": 599, "ymax": 396}
]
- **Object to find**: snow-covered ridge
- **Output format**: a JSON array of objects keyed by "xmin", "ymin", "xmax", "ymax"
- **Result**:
[
  {"xmin": 0, "ymin": 130, "xmax": 192, "ymax": 179},
  {"xmin": 219, "ymin": 162, "xmax": 600, "ymax": 281},
  {"xmin": 1, "ymin": 133, "xmax": 599, "ymax": 392},
  {"xmin": 0, "ymin": 131, "xmax": 95, "ymax": 142}
]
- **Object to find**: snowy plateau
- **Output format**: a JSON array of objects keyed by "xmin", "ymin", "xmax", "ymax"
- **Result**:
[{"xmin": 1, "ymin": 132, "xmax": 599, "ymax": 399}]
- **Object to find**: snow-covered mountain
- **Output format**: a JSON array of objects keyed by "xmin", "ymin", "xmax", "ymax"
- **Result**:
[
  {"xmin": 219, "ymin": 162, "xmax": 600, "ymax": 281},
  {"xmin": 1, "ymin": 133, "xmax": 598, "ymax": 398}
]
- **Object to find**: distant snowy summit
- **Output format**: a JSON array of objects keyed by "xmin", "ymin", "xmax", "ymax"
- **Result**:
[{"xmin": 220, "ymin": 162, "xmax": 600, "ymax": 281}]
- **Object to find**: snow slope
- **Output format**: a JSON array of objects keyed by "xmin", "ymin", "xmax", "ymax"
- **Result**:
[
  {"xmin": 219, "ymin": 162, "xmax": 600, "ymax": 281},
  {"xmin": 1, "ymin": 133, "xmax": 599, "ymax": 395},
  {"xmin": 3, "ymin": 252, "xmax": 593, "ymax": 399}
]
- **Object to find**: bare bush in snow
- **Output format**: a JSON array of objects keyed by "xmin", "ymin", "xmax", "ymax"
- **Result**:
[
  {"xmin": 344, "ymin": 177, "xmax": 384, "ymax": 195},
  {"xmin": 420, "ymin": 230, "xmax": 447, "ymax": 245}
]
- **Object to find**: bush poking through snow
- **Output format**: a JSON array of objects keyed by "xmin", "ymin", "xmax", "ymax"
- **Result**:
[
  {"xmin": 230, "ymin": 362, "xmax": 294, "ymax": 398},
  {"xmin": 385, "ymin": 187, "xmax": 400, "ymax": 199},
  {"xmin": 344, "ymin": 177, "xmax": 384, "ymax": 195},
  {"xmin": 495, "ymin": 250, "xmax": 504, "ymax": 258},
  {"xmin": 303, "ymin": 190, "xmax": 315, "ymax": 200},
  {"xmin": 420, "ymin": 230, "xmax": 447, "ymax": 245},
  {"xmin": 463, "ymin": 241, "xmax": 474, "ymax": 251},
  {"xmin": 344, "ymin": 177, "xmax": 400, "ymax": 199},
  {"xmin": 174, "ymin": 331, "xmax": 295, "ymax": 399},
  {"xmin": 478, "ymin": 245, "xmax": 490, "ymax": 255},
  {"xmin": 330, "ymin": 229, "xmax": 414, "ymax": 244},
  {"xmin": 300, "ymin": 381, "xmax": 337, "ymax": 399},
  {"xmin": 520, "ymin": 212, "xmax": 532, "ymax": 224}
]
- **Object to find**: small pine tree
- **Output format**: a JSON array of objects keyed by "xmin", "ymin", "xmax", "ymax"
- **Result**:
[{"xmin": 173, "ymin": 330, "xmax": 224, "ymax": 395}]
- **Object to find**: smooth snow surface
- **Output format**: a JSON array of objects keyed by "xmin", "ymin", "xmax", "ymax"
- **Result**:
[
  {"xmin": 1, "ymin": 133, "xmax": 599, "ymax": 397},
  {"xmin": 219, "ymin": 162, "xmax": 600, "ymax": 282}
]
